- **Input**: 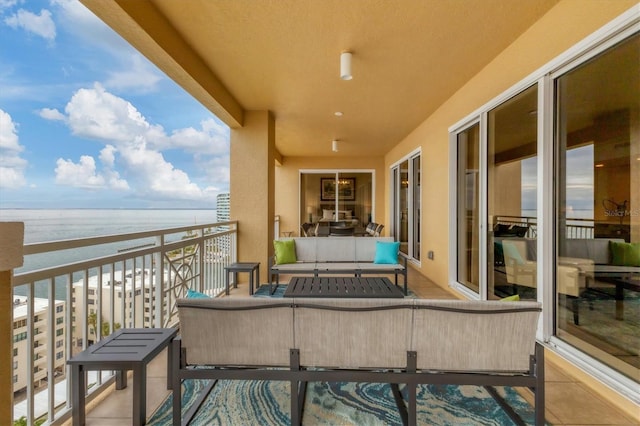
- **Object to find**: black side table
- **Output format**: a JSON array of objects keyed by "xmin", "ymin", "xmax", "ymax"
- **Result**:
[
  {"xmin": 225, "ymin": 262, "xmax": 260, "ymax": 295},
  {"xmin": 67, "ymin": 328, "xmax": 178, "ymax": 426}
]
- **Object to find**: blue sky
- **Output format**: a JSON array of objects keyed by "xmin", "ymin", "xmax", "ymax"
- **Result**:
[{"xmin": 0, "ymin": 0, "xmax": 230, "ymax": 209}]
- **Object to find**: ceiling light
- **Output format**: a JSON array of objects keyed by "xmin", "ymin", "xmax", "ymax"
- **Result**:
[
  {"xmin": 334, "ymin": 111, "xmax": 343, "ymax": 117},
  {"xmin": 595, "ymin": 163, "xmax": 604, "ymax": 168},
  {"xmin": 332, "ymin": 140, "xmax": 339, "ymax": 152},
  {"xmin": 340, "ymin": 52, "xmax": 352, "ymax": 80}
]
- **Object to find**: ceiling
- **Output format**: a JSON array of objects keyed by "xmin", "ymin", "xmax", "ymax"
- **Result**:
[{"xmin": 81, "ymin": 0, "xmax": 560, "ymax": 157}]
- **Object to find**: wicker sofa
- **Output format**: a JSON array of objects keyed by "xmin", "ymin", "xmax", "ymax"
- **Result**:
[
  {"xmin": 172, "ymin": 297, "xmax": 545, "ymax": 426},
  {"xmin": 268, "ymin": 236, "xmax": 408, "ymax": 294}
]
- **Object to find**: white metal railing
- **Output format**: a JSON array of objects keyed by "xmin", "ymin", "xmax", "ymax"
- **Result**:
[{"xmin": 11, "ymin": 221, "xmax": 237, "ymax": 425}]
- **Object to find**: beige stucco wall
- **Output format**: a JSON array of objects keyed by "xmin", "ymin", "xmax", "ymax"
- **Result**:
[
  {"xmin": 275, "ymin": 156, "xmax": 385, "ymax": 238},
  {"xmin": 384, "ymin": 0, "xmax": 639, "ymax": 288}
]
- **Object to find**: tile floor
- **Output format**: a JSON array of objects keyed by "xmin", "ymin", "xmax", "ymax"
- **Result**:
[{"xmin": 67, "ymin": 269, "xmax": 639, "ymax": 425}]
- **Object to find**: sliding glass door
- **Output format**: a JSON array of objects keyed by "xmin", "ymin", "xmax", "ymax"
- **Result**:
[
  {"xmin": 391, "ymin": 152, "xmax": 421, "ymax": 261},
  {"xmin": 300, "ymin": 171, "xmax": 373, "ymax": 235},
  {"xmin": 554, "ymin": 32, "xmax": 639, "ymax": 381}
]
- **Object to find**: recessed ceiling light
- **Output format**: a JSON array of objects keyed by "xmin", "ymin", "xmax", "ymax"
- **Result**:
[
  {"xmin": 595, "ymin": 163, "xmax": 604, "ymax": 168},
  {"xmin": 334, "ymin": 111, "xmax": 343, "ymax": 117}
]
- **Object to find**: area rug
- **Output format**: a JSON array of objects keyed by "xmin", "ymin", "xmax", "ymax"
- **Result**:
[{"xmin": 147, "ymin": 379, "xmax": 539, "ymax": 425}]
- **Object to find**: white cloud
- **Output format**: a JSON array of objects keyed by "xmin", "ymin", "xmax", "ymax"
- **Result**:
[
  {"xmin": 52, "ymin": 84, "xmax": 229, "ymax": 201},
  {"xmin": 104, "ymin": 54, "xmax": 163, "ymax": 92},
  {"xmin": 0, "ymin": 0, "xmax": 18, "ymax": 11},
  {"xmin": 4, "ymin": 8, "xmax": 56, "ymax": 41},
  {"xmin": 55, "ymin": 156, "xmax": 104, "ymax": 188},
  {"xmin": 99, "ymin": 144, "xmax": 116, "ymax": 167},
  {"xmin": 55, "ymin": 144, "xmax": 129, "ymax": 191},
  {"xmin": 39, "ymin": 107, "xmax": 66, "ymax": 121},
  {"xmin": 0, "ymin": 109, "xmax": 27, "ymax": 188}
]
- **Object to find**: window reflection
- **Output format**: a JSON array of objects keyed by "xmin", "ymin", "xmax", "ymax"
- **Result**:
[{"xmin": 555, "ymin": 33, "xmax": 639, "ymax": 380}]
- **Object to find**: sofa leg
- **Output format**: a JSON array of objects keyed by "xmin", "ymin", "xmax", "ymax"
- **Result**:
[{"xmin": 390, "ymin": 383, "xmax": 408, "ymax": 426}]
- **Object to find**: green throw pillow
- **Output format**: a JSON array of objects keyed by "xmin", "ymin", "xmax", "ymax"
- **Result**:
[
  {"xmin": 373, "ymin": 241, "xmax": 400, "ymax": 264},
  {"xmin": 274, "ymin": 239, "xmax": 297, "ymax": 265},
  {"xmin": 610, "ymin": 241, "xmax": 640, "ymax": 267},
  {"xmin": 500, "ymin": 294, "xmax": 520, "ymax": 302}
]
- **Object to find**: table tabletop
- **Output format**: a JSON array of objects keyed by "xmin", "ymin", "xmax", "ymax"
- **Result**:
[
  {"xmin": 284, "ymin": 276, "xmax": 404, "ymax": 298},
  {"xmin": 67, "ymin": 328, "xmax": 177, "ymax": 365}
]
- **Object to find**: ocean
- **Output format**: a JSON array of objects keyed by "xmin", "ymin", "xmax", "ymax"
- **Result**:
[{"xmin": 0, "ymin": 209, "xmax": 217, "ymax": 275}]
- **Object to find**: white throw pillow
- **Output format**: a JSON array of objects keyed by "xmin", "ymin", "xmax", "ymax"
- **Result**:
[{"xmin": 322, "ymin": 209, "xmax": 333, "ymax": 220}]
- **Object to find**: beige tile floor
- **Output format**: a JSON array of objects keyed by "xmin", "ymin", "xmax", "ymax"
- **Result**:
[{"xmin": 70, "ymin": 269, "xmax": 639, "ymax": 425}]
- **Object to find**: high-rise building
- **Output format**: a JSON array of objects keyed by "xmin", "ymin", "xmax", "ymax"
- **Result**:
[
  {"xmin": 13, "ymin": 296, "xmax": 66, "ymax": 393},
  {"xmin": 216, "ymin": 193, "xmax": 230, "ymax": 222}
]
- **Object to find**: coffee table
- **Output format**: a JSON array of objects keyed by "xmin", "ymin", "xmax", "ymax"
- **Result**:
[
  {"xmin": 284, "ymin": 276, "xmax": 404, "ymax": 298},
  {"xmin": 67, "ymin": 328, "xmax": 178, "ymax": 426}
]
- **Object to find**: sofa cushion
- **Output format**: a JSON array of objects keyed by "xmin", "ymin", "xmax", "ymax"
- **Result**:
[
  {"xmin": 316, "ymin": 237, "xmax": 355, "ymax": 262},
  {"xmin": 294, "ymin": 238, "xmax": 317, "ymax": 262},
  {"xmin": 610, "ymin": 241, "xmax": 640, "ymax": 267},
  {"xmin": 274, "ymin": 239, "xmax": 297, "ymax": 264},
  {"xmin": 374, "ymin": 241, "xmax": 400, "ymax": 264}
]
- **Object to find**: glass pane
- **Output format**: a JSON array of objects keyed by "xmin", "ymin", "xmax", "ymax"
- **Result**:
[
  {"xmin": 488, "ymin": 85, "xmax": 538, "ymax": 300},
  {"xmin": 399, "ymin": 160, "xmax": 409, "ymax": 255},
  {"xmin": 300, "ymin": 172, "xmax": 372, "ymax": 237},
  {"xmin": 412, "ymin": 155, "xmax": 421, "ymax": 260},
  {"xmin": 555, "ymin": 33, "xmax": 639, "ymax": 380},
  {"xmin": 456, "ymin": 123, "xmax": 480, "ymax": 293}
]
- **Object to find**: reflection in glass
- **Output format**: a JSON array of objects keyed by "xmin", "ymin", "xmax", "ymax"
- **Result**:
[
  {"xmin": 487, "ymin": 85, "xmax": 538, "ymax": 300},
  {"xmin": 456, "ymin": 124, "xmax": 480, "ymax": 293},
  {"xmin": 555, "ymin": 33, "xmax": 639, "ymax": 380}
]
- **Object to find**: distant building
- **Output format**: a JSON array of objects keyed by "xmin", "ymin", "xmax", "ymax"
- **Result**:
[
  {"xmin": 13, "ymin": 296, "xmax": 66, "ymax": 393},
  {"xmin": 216, "ymin": 193, "xmax": 230, "ymax": 222},
  {"xmin": 71, "ymin": 269, "xmax": 159, "ymax": 347}
]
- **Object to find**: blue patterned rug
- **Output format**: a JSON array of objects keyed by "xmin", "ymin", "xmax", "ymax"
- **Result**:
[{"xmin": 147, "ymin": 379, "xmax": 538, "ymax": 425}]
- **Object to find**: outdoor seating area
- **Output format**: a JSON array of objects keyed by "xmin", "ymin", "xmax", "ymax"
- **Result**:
[{"xmin": 268, "ymin": 237, "xmax": 408, "ymax": 294}]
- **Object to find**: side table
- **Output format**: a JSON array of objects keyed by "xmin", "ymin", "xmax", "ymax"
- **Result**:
[
  {"xmin": 67, "ymin": 328, "xmax": 178, "ymax": 426},
  {"xmin": 225, "ymin": 262, "xmax": 260, "ymax": 295}
]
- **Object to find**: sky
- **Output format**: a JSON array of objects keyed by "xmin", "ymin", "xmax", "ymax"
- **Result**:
[{"xmin": 0, "ymin": 0, "xmax": 230, "ymax": 209}]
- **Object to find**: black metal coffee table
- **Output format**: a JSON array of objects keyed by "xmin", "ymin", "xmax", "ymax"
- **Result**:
[
  {"xmin": 284, "ymin": 276, "xmax": 404, "ymax": 298},
  {"xmin": 67, "ymin": 327, "xmax": 178, "ymax": 426}
]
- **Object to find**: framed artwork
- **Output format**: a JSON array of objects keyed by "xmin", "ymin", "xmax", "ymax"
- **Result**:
[{"xmin": 321, "ymin": 178, "xmax": 356, "ymax": 201}]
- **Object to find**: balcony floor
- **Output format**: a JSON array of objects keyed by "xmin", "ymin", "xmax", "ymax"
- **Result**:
[{"xmin": 66, "ymin": 269, "xmax": 638, "ymax": 425}]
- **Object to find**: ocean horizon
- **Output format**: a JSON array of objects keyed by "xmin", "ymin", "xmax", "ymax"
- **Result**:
[{"xmin": 1, "ymin": 208, "xmax": 218, "ymax": 274}]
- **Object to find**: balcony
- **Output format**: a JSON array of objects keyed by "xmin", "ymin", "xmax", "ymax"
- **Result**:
[{"xmin": 4, "ymin": 224, "xmax": 634, "ymax": 425}]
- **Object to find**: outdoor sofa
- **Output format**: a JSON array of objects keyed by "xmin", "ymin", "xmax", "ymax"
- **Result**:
[
  {"xmin": 171, "ymin": 297, "xmax": 545, "ymax": 426},
  {"xmin": 268, "ymin": 236, "xmax": 408, "ymax": 294}
]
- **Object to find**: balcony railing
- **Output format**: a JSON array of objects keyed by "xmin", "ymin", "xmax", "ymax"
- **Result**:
[
  {"xmin": 11, "ymin": 221, "xmax": 237, "ymax": 425},
  {"xmin": 495, "ymin": 215, "xmax": 595, "ymax": 239}
]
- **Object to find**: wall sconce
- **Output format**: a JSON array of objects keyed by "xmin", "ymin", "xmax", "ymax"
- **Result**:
[
  {"xmin": 340, "ymin": 52, "xmax": 352, "ymax": 80},
  {"xmin": 332, "ymin": 140, "xmax": 339, "ymax": 152}
]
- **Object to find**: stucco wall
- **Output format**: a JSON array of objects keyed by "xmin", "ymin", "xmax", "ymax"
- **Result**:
[
  {"xmin": 275, "ymin": 156, "xmax": 385, "ymax": 238},
  {"xmin": 384, "ymin": 0, "xmax": 639, "ymax": 288}
]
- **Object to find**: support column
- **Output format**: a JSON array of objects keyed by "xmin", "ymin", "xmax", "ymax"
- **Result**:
[
  {"xmin": 0, "ymin": 222, "xmax": 24, "ymax": 422},
  {"xmin": 230, "ymin": 111, "xmax": 275, "ymax": 282}
]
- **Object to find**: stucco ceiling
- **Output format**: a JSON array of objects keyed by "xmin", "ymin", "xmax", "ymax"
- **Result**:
[{"xmin": 81, "ymin": 0, "xmax": 560, "ymax": 158}]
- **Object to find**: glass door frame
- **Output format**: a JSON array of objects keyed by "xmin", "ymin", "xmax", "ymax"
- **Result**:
[
  {"xmin": 390, "ymin": 149, "xmax": 421, "ymax": 264},
  {"xmin": 298, "ymin": 169, "xmax": 376, "ymax": 230}
]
